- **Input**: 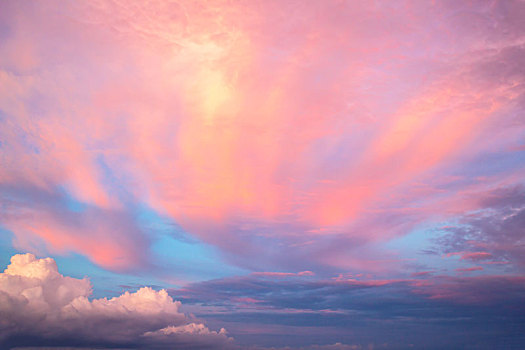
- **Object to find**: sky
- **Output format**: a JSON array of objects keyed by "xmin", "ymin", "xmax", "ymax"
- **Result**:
[{"xmin": 1, "ymin": 0, "xmax": 525, "ymax": 349}]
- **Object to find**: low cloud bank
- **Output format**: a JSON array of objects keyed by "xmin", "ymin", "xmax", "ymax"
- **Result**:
[{"xmin": 0, "ymin": 253, "xmax": 233, "ymax": 349}]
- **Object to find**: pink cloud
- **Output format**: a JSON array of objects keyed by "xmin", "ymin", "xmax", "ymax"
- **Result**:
[
  {"xmin": 252, "ymin": 271, "xmax": 315, "ymax": 278},
  {"xmin": 232, "ymin": 297, "xmax": 262, "ymax": 304},
  {"xmin": 456, "ymin": 267, "xmax": 484, "ymax": 273},
  {"xmin": 460, "ymin": 252, "xmax": 493, "ymax": 261},
  {"xmin": 0, "ymin": 0, "xmax": 524, "ymax": 273},
  {"xmin": 0, "ymin": 189, "xmax": 150, "ymax": 271},
  {"xmin": 444, "ymin": 251, "xmax": 493, "ymax": 262}
]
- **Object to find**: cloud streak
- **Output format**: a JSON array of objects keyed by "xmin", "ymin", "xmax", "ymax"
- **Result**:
[
  {"xmin": 170, "ymin": 272, "xmax": 525, "ymax": 349},
  {"xmin": 1, "ymin": 0, "xmax": 525, "ymax": 273}
]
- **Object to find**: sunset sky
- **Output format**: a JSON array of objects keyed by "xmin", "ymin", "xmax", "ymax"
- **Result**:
[{"xmin": 1, "ymin": 1, "xmax": 525, "ymax": 349}]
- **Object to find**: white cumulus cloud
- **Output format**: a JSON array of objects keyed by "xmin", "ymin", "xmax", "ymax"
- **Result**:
[{"xmin": 0, "ymin": 253, "xmax": 234, "ymax": 349}]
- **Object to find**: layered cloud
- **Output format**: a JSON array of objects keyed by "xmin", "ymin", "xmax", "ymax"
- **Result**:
[
  {"xmin": 0, "ymin": 253, "xmax": 232, "ymax": 349},
  {"xmin": 171, "ymin": 273, "xmax": 525, "ymax": 349}
]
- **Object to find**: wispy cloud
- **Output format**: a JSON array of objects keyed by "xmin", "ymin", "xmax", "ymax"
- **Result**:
[{"xmin": 1, "ymin": 0, "xmax": 525, "ymax": 273}]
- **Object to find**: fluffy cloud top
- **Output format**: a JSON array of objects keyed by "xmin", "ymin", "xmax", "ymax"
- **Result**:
[{"xmin": 0, "ymin": 253, "xmax": 233, "ymax": 349}]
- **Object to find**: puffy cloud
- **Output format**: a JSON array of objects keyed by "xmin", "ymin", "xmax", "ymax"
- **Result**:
[
  {"xmin": 0, "ymin": 253, "xmax": 233, "ymax": 349},
  {"xmin": 143, "ymin": 324, "xmax": 230, "ymax": 348}
]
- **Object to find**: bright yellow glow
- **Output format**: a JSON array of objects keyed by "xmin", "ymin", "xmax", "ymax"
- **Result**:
[{"xmin": 199, "ymin": 69, "xmax": 233, "ymax": 124}]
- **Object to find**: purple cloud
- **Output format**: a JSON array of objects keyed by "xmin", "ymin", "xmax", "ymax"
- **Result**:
[
  {"xmin": 170, "ymin": 273, "xmax": 525, "ymax": 349},
  {"xmin": 434, "ymin": 185, "xmax": 525, "ymax": 269}
]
